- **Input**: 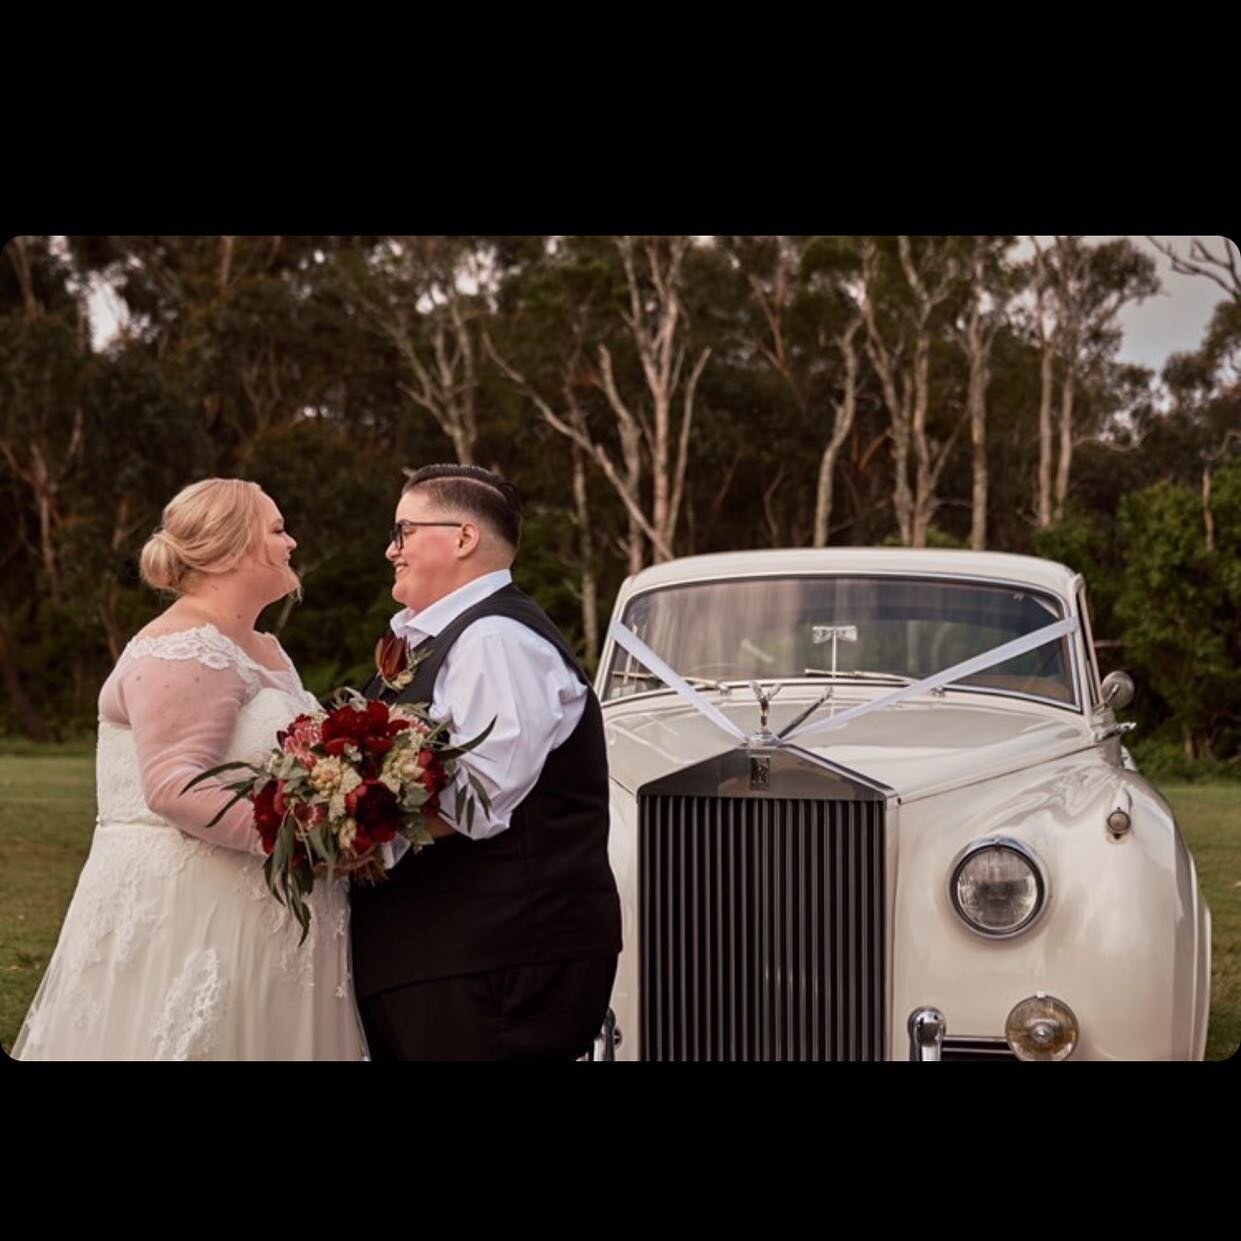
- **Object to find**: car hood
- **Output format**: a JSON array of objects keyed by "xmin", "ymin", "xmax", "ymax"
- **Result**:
[{"xmin": 602, "ymin": 692, "xmax": 1094, "ymax": 801}]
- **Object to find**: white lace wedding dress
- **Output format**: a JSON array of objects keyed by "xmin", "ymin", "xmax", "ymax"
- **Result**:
[{"xmin": 10, "ymin": 625, "xmax": 367, "ymax": 1061}]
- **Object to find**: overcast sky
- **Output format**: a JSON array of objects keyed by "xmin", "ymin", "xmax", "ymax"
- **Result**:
[
  {"xmin": 85, "ymin": 235, "xmax": 1239, "ymax": 377},
  {"xmin": 1076, "ymin": 235, "xmax": 1237, "ymax": 372}
]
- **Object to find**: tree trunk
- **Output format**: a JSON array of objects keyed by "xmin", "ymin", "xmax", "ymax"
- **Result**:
[
  {"xmin": 812, "ymin": 442, "xmax": 837, "ymax": 548},
  {"xmin": 911, "ymin": 333, "xmax": 934, "ymax": 548},
  {"xmin": 219, "ymin": 236, "xmax": 235, "ymax": 292},
  {"xmin": 1031, "ymin": 240, "xmax": 1056, "ymax": 529},
  {"xmin": 812, "ymin": 321, "xmax": 861, "ymax": 548},
  {"xmin": 612, "ymin": 236, "xmax": 698, "ymax": 565},
  {"xmin": 970, "ymin": 381, "xmax": 988, "ymax": 550},
  {"xmin": 762, "ymin": 467, "xmax": 786, "ymax": 546},
  {"xmin": 620, "ymin": 413, "xmax": 645, "ymax": 572},
  {"xmin": 1204, "ymin": 466, "xmax": 1215, "ymax": 552},
  {"xmin": 485, "ymin": 335, "xmax": 670, "ymax": 572},
  {"xmin": 1037, "ymin": 345, "xmax": 1055, "ymax": 527},
  {"xmin": 99, "ymin": 586, "xmax": 124, "ymax": 664},
  {"xmin": 571, "ymin": 444, "xmax": 598, "ymax": 665},
  {"xmin": 862, "ymin": 334, "xmax": 913, "ymax": 546},
  {"xmin": 1054, "ymin": 368, "xmax": 1076, "ymax": 521},
  {"xmin": 891, "ymin": 403, "xmax": 914, "ymax": 545},
  {"xmin": 29, "ymin": 444, "xmax": 62, "ymax": 607},
  {"xmin": 967, "ymin": 319, "xmax": 990, "ymax": 550},
  {"xmin": 666, "ymin": 347, "xmax": 710, "ymax": 552},
  {"xmin": 8, "ymin": 236, "xmax": 41, "ymax": 317}
]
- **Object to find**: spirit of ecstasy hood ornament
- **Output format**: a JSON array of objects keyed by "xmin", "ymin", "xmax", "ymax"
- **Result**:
[{"xmin": 748, "ymin": 681, "xmax": 781, "ymax": 738}]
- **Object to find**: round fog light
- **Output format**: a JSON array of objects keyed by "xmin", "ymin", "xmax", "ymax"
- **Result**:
[{"xmin": 1005, "ymin": 993, "xmax": 1078, "ymax": 1061}]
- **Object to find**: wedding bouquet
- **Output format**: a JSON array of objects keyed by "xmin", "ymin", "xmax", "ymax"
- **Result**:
[{"xmin": 184, "ymin": 690, "xmax": 492, "ymax": 943}]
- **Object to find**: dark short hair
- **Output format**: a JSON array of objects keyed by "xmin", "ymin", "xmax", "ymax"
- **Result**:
[{"xmin": 402, "ymin": 464, "xmax": 522, "ymax": 550}]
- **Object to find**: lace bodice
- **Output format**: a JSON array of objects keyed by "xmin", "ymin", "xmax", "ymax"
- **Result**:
[{"xmin": 96, "ymin": 625, "xmax": 320, "ymax": 853}]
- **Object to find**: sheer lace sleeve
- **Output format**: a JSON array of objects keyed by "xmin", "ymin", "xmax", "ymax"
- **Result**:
[{"xmin": 117, "ymin": 648, "xmax": 266, "ymax": 855}]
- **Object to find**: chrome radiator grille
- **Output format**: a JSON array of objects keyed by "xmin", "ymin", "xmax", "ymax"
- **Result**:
[{"xmin": 640, "ymin": 794, "xmax": 886, "ymax": 1061}]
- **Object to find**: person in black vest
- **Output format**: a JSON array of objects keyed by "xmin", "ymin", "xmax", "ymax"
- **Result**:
[{"xmin": 350, "ymin": 464, "xmax": 622, "ymax": 1060}]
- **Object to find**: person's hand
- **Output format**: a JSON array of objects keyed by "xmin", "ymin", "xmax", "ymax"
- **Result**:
[
  {"xmin": 313, "ymin": 846, "xmax": 379, "ymax": 877},
  {"xmin": 423, "ymin": 811, "xmax": 460, "ymax": 840}
]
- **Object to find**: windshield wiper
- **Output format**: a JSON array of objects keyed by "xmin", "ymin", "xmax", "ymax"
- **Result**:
[
  {"xmin": 611, "ymin": 670, "xmax": 730, "ymax": 693},
  {"xmin": 802, "ymin": 668, "xmax": 914, "ymax": 684}
]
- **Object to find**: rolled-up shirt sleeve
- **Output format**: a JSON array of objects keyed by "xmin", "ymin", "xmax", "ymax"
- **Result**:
[{"xmin": 434, "ymin": 621, "xmax": 587, "ymax": 840}]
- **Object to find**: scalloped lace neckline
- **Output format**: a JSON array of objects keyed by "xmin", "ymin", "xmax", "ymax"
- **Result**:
[{"xmin": 126, "ymin": 623, "xmax": 294, "ymax": 677}]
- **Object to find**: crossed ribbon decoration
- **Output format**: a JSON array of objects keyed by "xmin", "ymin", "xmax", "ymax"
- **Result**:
[{"xmin": 606, "ymin": 616, "xmax": 1079, "ymax": 748}]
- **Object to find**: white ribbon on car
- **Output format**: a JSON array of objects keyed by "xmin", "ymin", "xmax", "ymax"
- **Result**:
[
  {"xmin": 608, "ymin": 621, "xmax": 749, "ymax": 742},
  {"xmin": 606, "ymin": 616, "xmax": 1079, "ymax": 749}
]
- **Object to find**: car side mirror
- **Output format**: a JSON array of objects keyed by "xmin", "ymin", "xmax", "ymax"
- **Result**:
[{"xmin": 1100, "ymin": 671, "xmax": 1135, "ymax": 711}]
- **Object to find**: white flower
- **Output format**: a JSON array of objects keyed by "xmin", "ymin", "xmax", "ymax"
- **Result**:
[
  {"xmin": 337, "ymin": 818, "xmax": 358, "ymax": 852},
  {"xmin": 384, "ymin": 747, "xmax": 425, "ymax": 786},
  {"xmin": 310, "ymin": 756, "xmax": 347, "ymax": 796}
]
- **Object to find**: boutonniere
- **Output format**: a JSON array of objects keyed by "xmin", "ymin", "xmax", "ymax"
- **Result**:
[{"xmin": 375, "ymin": 631, "xmax": 415, "ymax": 693}]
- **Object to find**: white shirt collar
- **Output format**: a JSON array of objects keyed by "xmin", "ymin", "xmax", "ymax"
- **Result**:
[{"xmin": 389, "ymin": 569, "xmax": 513, "ymax": 646}]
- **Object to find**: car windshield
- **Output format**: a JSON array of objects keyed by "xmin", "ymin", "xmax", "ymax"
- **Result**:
[{"xmin": 605, "ymin": 575, "xmax": 1077, "ymax": 708}]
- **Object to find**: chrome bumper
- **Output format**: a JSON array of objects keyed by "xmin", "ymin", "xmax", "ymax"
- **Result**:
[
  {"xmin": 587, "ymin": 1008, "xmax": 620, "ymax": 1061},
  {"xmin": 907, "ymin": 1007, "xmax": 946, "ymax": 1062}
]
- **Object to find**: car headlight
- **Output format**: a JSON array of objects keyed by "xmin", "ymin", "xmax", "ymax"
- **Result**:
[{"xmin": 950, "ymin": 838, "xmax": 1047, "ymax": 937}]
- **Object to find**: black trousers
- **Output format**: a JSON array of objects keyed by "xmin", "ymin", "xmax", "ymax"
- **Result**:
[{"xmin": 358, "ymin": 956, "xmax": 618, "ymax": 1061}]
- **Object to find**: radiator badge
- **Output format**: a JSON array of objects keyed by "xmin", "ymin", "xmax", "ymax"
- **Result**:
[{"xmin": 749, "ymin": 755, "xmax": 770, "ymax": 791}]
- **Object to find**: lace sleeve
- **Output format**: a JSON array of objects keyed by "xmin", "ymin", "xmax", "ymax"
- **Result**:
[{"xmin": 118, "ymin": 646, "xmax": 266, "ymax": 855}]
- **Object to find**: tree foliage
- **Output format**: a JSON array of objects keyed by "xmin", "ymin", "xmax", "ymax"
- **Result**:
[{"xmin": 1, "ymin": 234, "xmax": 1237, "ymax": 765}]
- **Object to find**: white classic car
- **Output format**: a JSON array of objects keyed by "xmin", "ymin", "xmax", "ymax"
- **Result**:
[{"xmin": 587, "ymin": 548, "xmax": 1212, "ymax": 1061}]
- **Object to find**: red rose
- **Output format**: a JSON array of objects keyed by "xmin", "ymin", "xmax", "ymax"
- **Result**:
[
  {"xmin": 294, "ymin": 802, "xmax": 326, "ymax": 829},
  {"xmin": 320, "ymin": 704, "xmax": 363, "ymax": 756},
  {"xmin": 348, "ymin": 779, "xmax": 401, "ymax": 848},
  {"xmin": 251, "ymin": 780, "xmax": 283, "ymax": 855},
  {"xmin": 417, "ymin": 748, "xmax": 447, "ymax": 794},
  {"xmin": 321, "ymin": 701, "xmax": 408, "ymax": 763}
]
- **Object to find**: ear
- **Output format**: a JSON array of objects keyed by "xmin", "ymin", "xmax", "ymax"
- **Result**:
[{"xmin": 456, "ymin": 521, "xmax": 482, "ymax": 559}]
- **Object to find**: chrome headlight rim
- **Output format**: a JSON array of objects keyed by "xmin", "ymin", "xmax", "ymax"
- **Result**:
[{"xmin": 948, "ymin": 835, "xmax": 1050, "ymax": 940}]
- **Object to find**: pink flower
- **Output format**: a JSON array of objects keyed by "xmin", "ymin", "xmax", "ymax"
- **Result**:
[{"xmin": 279, "ymin": 712, "xmax": 323, "ymax": 770}]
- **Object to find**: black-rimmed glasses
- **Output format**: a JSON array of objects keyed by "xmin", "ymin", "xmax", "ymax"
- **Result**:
[{"xmin": 389, "ymin": 519, "xmax": 463, "ymax": 551}]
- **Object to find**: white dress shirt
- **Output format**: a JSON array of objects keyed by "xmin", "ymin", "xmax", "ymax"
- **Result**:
[{"xmin": 388, "ymin": 569, "xmax": 588, "ymax": 842}]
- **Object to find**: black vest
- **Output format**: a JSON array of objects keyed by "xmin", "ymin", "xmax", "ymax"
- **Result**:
[{"xmin": 350, "ymin": 583, "xmax": 622, "ymax": 997}]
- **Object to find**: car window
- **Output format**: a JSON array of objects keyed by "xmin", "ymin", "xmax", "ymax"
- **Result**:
[{"xmin": 606, "ymin": 575, "xmax": 1077, "ymax": 708}]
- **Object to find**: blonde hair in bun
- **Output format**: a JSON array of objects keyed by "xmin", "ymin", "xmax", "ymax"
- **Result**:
[{"xmin": 139, "ymin": 478, "xmax": 268, "ymax": 596}]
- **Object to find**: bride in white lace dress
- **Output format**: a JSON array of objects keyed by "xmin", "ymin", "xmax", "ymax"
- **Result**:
[{"xmin": 11, "ymin": 479, "xmax": 366, "ymax": 1061}]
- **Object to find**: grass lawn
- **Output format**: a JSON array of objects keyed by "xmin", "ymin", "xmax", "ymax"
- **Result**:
[
  {"xmin": 0, "ymin": 754, "xmax": 97, "ymax": 1052},
  {"xmin": 1164, "ymin": 784, "xmax": 1241, "ymax": 1061},
  {"xmin": 0, "ymin": 755, "xmax": 1237, "ymax": 1059}
]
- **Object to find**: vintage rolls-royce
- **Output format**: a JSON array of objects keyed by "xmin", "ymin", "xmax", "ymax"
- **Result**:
[{"xmin": 586, "ymin": 548, "xmax": 1212, "ymax": 1061}]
